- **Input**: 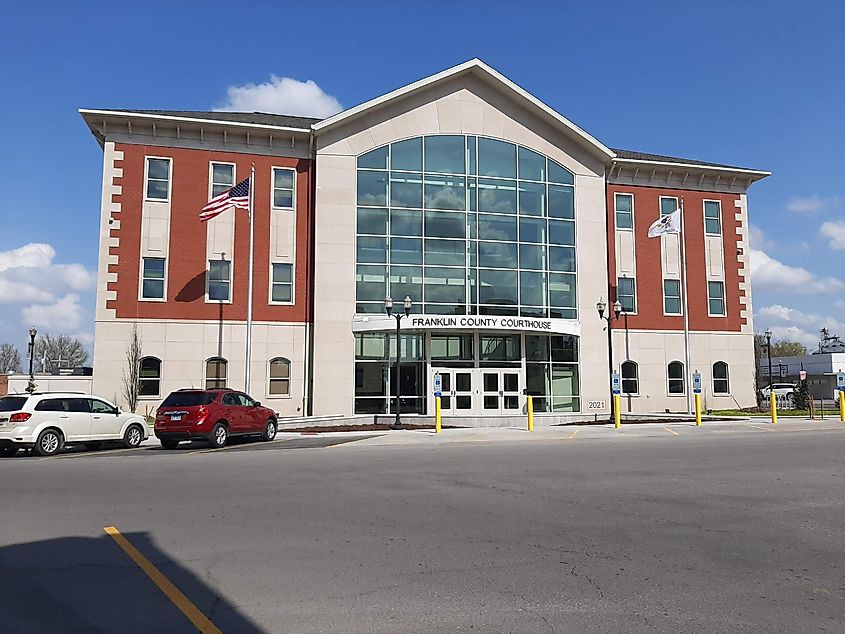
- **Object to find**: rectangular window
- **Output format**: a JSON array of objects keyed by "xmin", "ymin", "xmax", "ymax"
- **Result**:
[
  {"xmin": 145, "ymin": 157, "xmax": 171, "ymax": 200},
  {"xmin": 208, "ymin": 260, "xmax": 231, "ymax": 301},
  {"xmin": 211, "ymin": 163, "xmax": 235, "ymax": 198},
  {"xmin": 660, "ymin": 196, "xmax": 678, "ymax": 217},
  {"xmin": 708, "ymin": 281, "xmax": 725, "ymax": 316},
  {"xmin": 141, "ymin": 257, "xmax": 166, "ymax": 300},
  {"xmin": 663, "ymin": 279, "xmax": 681, "ymax": 315},
  {"xmin": 617, "ymin": 277, "xmax": 636, "ymax": 313},
  {"xmin": 271, "ymin": 263, "xmax": 293, "ymax": 303},
  {"xmin": 704, "ymin": 200, "xmax": 722, "ymax": 235},
  {"xmin": 615, "ymin": 193, "xmax": 633, "ymax": 229},
  {"xmin": 272, "ymin": 168, "xmax": 295, "ymax": 209}
]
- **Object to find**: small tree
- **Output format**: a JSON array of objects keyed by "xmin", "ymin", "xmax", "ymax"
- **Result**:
[
  {"xmin": 121, "ymin": 323, "xmax": 142, "ymax": 413},
  {"xmin": 794, "ymin": 379, "xmax": 810, "ymax": 410},
  {"xmin": 0, "ymin": 344, "xmax": 22, "ymax": 373}
]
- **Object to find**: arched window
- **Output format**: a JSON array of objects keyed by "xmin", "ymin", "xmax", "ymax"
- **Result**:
[
  {"xmin": 668, "ymin": 361, "xmax": 685, "ymax": 394},
  {"xmin": 621, "ymin": 361, "xmax": 638, "ymax": 395},
  {"xmin": 713, "ymin": 361, "xmax": 730, "ymax": 394},
  {"xmin": 138, "ymin": 357, "xmax": 161, "ymax": 397},
  {"xmin": 268, "ymin": 358, "xmax": 291, "ymax": 396},
  {"xmin": 205, "ymin": 357, "xmax": 227, "ymax": 389}
]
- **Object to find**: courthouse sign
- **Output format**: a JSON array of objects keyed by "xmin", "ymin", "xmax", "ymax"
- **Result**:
[{"xmin": 352, "ymin": 314, "xmax": 581, "ymax": 336}]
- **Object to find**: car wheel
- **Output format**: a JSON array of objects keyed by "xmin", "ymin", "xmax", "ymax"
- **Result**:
[
  {"xmin": 0, "ymin": 446, "xmax": 20, "ymax": 457},
  {"xmin": 160, "ymin": 439, "xmax": 180, "ymax": 450},
  {"xmin": 84, "ymin": 442, "xmax": 104, "ymax": 450},
  {"xmin": 209, "ymin": 423, "xmax": 228, "ymax": 448},
  {"xmin": 260, "ymin": 419, "xmax": 277, "ymax": 441},
  {"xmin": 33, "ymin": 429, "xmax": 63, "ymax": 457},
  {"xmin": 123, "ymin": 424, "xmax": 144, "ymax": 448}
]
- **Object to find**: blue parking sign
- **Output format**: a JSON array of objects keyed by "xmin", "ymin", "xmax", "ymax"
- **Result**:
[
  {"xmin": 611, "ymin": 372, "xmax": 621, "ymax": 395},
  {"xmin": 434, "ymin": 372, "xmax": 442, "ymax": 397},
  {"xmin": 693, "ymin": 371, "xmax": 702, "ymax": 394}
]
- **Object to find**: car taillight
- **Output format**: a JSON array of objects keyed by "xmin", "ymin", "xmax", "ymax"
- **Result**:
[{"xmin": 10, "ymin": 412, "xmax": 31, "ymax": 423}]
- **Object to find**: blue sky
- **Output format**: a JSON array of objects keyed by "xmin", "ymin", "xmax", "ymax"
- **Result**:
[{"xmin": 0, "ymin": 0, "xmax": 843, "ymax": 359}]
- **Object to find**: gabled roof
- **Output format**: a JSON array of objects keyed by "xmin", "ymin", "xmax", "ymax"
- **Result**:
[
  {"xmin": 312, "ymin": 58, "xmax": 616, "ymax": 160},
  {"xmin": 611, "ymin": 148, "xmax": 770, "ymax": 176}
]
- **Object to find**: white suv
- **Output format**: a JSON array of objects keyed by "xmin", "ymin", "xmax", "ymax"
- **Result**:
[{"xmin": 0, "ymin": 393, "xmax": 148, "ymax": 457}]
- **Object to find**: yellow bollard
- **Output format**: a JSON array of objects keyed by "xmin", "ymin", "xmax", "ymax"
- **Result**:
[
  {"xmin": 435, "ymin": 396, "xmax": 441, "ymax": 433},
  {"xmin": 527, "ymin": 395, "xmax": 534, "ymax": 431},
  {"xmin": 695, "ymin": 393, "xmax": 702, "ymax": 427},
  {"xmin": 770, "ymin": 391, "xmax": 778, "ymax": 425},
  {"xmin": 613, "ymin": 394, "xmax": 621, "ymax": 429},
  {"xmin": 839, "ymin": 391, "xmax": 844, "ymax": 422}
]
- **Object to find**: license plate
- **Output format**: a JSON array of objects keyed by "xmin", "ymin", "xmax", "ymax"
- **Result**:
[{"xmin": 170, "ymin": 415, "xmax": 182, "ymax": 421}]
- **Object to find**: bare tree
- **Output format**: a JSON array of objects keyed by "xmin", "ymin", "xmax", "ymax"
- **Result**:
[
  {"xmin": 0, "ymin": 344, "xmax": 22, "ymax": 373},
  {"xmin": 122, "ymin": 323, "xmax": 142, "ymax": 413},
  {"xmin": 33, "ymin": 333, "xmax": 89, "ymax": 372}
]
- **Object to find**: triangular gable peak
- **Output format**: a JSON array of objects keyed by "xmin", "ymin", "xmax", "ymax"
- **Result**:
[{"xmin": 313, "ymin": 58, "xmax": 615, "ymax": 163}]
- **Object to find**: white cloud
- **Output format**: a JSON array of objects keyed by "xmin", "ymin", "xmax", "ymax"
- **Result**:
[
  {"xmin": 0, "ymin": 243, "xmax": 95, "ymax": 306},
  {"xmin": 0, "ymin": 243, "xmax": 54, "ymax": 272},
  {"xmin": 785, "ymin": 195, "xmax": 842, "ymax": 214},
  {"xmin": 820, "ymin": 220, "xmax": 845, "ymax": 250},
  {"xmin": 749, "ymin": 248, "xmax": 845, "ymax": 294},
  {"xmin": 748, "ymin": 224, "xmax": 777, "ymax": 251},
  {"xmin": 764, "ymin": 325, "xmax": 820, "ymax": 349},
  {"xmin": 215, "ymin": 75, "xmax": 343, "ymax": 118},
  {"xmin": 758, "ymin": 304, "xmax": 845, "ymax": 332},
  {"xmin": 22, "ymin": 294, "xmax": 85, "ymax": 332}
]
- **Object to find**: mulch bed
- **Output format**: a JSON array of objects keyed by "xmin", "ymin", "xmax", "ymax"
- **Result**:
[{"xmin": 280, "ymin": 423, "xmax": 466, "ymax": 434}]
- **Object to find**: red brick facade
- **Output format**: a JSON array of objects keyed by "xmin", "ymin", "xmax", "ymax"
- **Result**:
[
  {"xmin": 107, "ymin": 144, "xmax": 312, "ymax": 323},
  {"xmin": 605, "ymin": 185, "xmax": 746, "ymax": 332}
]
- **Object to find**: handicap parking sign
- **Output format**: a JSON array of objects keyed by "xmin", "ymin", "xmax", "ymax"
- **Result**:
[
  {"xmin": 693, "ymin": 371, "xmax": 702, "ymax": 394},
  {"xmin": 837, "ymin": 371, "xmax": 845, "ymax": 390},
  {"xmin": 434, "ymin": 372, "xmax": 442, "ymax": 397},
  {"xmin": 611, "ymin": 372, "xmax": 621, "ymax": 395}
]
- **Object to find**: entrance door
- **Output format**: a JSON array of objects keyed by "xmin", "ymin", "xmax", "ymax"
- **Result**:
[
  {"xmin": 481, "ymin": 370, "xmax": 522, "ymax": 415},
  {"xmin": 433, "ymin": 369, "xmax": 473, "ymax": 415}
]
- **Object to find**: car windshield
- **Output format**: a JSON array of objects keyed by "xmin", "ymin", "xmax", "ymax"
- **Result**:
[
  {"xmin": 161, "ymin": 392, "xmax": 217, "ymax": 407},
  {"xmin": 0, "ymin": 396, "xmax": 28, "ymax": 412}
]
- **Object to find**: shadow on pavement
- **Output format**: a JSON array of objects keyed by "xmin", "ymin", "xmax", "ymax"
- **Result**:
[{"xmin": 0, "ymin": 532, "xmax": 264, "ymax": 633}]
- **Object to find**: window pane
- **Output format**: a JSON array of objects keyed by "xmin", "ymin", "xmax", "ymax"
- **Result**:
[
  {"xmin": 274, "ymin": 190, "xmax": 293, "ymax": 208},
  {"xmin": 660, "ymin": 197, "xmax": 677, "ymax": 216},
  {"xmin": 390, "ymin": 266, "xmax": 423, "ymax": 301},
  {"xmin": 519, "ymin": 217, "xmax": 546, "ymax": 243},
  {"xmin": 425, "ymin": 210, "xmax": 465, "ymax": 238},
  {"xmin": 274, "ymin": 168, "xmax": 294, "ymax": 189},
  {"xmin": 520, "ymin": 271, "xmax": 546, "ymax": 306},
  {"xmin": 209, "ymin": 261, "xmax": 230, "ymax": 282},
  {"xmin": 391, "ymin": 138, "xmax": 422, "ymax": 171},
  {"xmin": 467, "ymin": 136, "xmax": 477, "ymax": 175},
  {"xmin": 479, "ymin": 335, "xmax": 521, "ymax": 361},
  {"xmin": 430, "ymin": 335, "xmax": 473, "ymax": 361},
  {"xmin": 424, "ymin": 239, "xmax": 466, "ymax": 266},
  {"xmin": 478, "ymin": 138, "xmax": 516, "ymax": 178},
  {"xmin": 709, "ymin": 298, "xmax": 725, "ymax": 316},
  {"xmin": 478, "ymin": 242, "xmax": 517, "ymax": 269},
  {"xmin": 548, "ymin": 185, "xmax": 574, "ymax": 219},
  {"xmin": 391, "ymin": 209, "xmax": 423, "ymax": 236},
  {"xmin": 548, "ymin": 246, "xmax": 575, "ymax": 272},
  {"xmin": 549, "ymin": 273, "xmax": 576, "ymax": 308},
  {"xmin": 519, "ymin": 244, "xmax": 545, "ymax": 270},
  {"xmin": 665, "ymin": 297, "xmax": 681, "ymax": 314},
  {"xmin": 390, "ymin": 237, "xmax": 423, "ymax": 264},
  {"xmin": 424, "ymin": 136, "xmax": 465, "ymax": 174},
  {"xmin": 390, "ymin": 173, "xmax": 423, "ymax": 208},
  {"xmin": 668, "ymin": 362, "xmax": 684, "ymax": 379},
  {"xmin": 478, "ymin": 269, "xmax": 517, "ymax": 305},
  {"xmin": 713, "ymin": 362, "xmax": 728, "ymax": 380},
  {"xmin": 551, "ymin": 336, "xmax": 578, "ymax": 362},
  {"xmin": 518, "ymin": 182, "xmax": 545, "ymax": 216},
  {"xmin": 551, "ymin": 365, "xmax": 579, "ymax": 401},
  {"xmin": 616, "ymin": 210, "xmax": 633, "ymax": 229},
  {"xmin": 143, "ymin": 279, "xmax": 164, "ymax": 299},
  {"xmin": 358, "ymin": 207, "xmax": 388, "ymax": 235},
  {"xmin": 357, "ymin": 146, "xmax": 388, "ymax": 169},
  {"xmin": 478, "ymin": 178, "xmax": 517, "ymax": 213},
  {"xmin": 477, "ymin": 214, "xmax": 517, "ymax": 241},
  {"xmin": 518, "ymin": 147, "xmax": 545, "ymax": 181},
  {"xmin": 272, "ymin": 264, "xmax": 292, "ymax": 283},
  {"xmin": 357, "ymin": 171, "xmax": 388, "ymax": 206},
  {"xmin": 548, "ymin": 160, "xmax": 574, "ymax": 185},
  {"xmin": 356, "ymin": 265, "xmax": 387, "ymax": 301},
  {"xmin": 424, "ymin": 267, "xmax": 466, "ymax": 303},
  {"xmin": 548, "ymin": 220, "xmax": 575, "ymax": 246},
  {"xmin": 357, "ymin": 236, "xmax": 387, "ymax": 263},
  {"xmin": 272, "ymin": 284, "xmax": 292, "ymax": 303},
  {"xmin": 269, "ymin": 379, "xmax": 290, "ymax": 395},
  {"xmin": 146, "ymin": 180, "xmax": 168, "ymax": 200},
  {"xmin": 208, "ymin": 282, "xmax": 229, "ymax": 301},
  {"xmin": 147, "ymin": 158, "xmax": 169, "ymax": 180},
  {"xmin": 424, "ymin": 175, "xmax": 466, "ymax": 210},
  {"xmin": 525, "ymin": 336, "xmax": 549, "ymax": 362},
  {"xmin": 705, "ymin": 218, "xmax": 722, "ymax": 235},
  {"xmin": 143, "ymin": 258, "xmax": 165, "ymax": 279}
]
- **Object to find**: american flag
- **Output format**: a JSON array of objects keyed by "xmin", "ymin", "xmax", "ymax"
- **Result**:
[{"xmin": 199, "ymin": 177, "xmax": 250, "ymax": 221}]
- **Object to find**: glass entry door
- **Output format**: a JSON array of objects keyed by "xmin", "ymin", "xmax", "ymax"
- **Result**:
[
  {"xmin": 433, "ymin": 369, "xmax": 473, "ymax": 415},
  {"xmin": 481, "ymin": 370, "xmax": 521, "ymax": 415}
]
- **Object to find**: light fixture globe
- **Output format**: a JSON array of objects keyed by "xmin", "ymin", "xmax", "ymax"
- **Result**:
[
  {"xmin": 613, "ymin": 300, "xmax": 623, "ymax": 318},
  {"xmin": 403, "ymin": 295, "xmax": 412, "ymax": 316},
  {"xmin": 596, "ymin": 299, "xmax": 606, "ymax": 319},
  {"xmin": 29, "ymin": 325, "xmax": 37, "ymax": 339},
  {"xmin": 384, "ymin": 297, "xmax": 393, "ymax": 316}
]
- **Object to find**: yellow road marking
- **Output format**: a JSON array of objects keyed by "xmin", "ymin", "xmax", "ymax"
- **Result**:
[
  {"xmin": 104, "ymin": 526, "xmax": 221, "ymax": 634},
  {"xmin": 663, "ymin": 427, "xmax": 680, "ymax": 436},
  {"xmin": 745, "ymin": 423, "xmax": 775, "ymax": 432},
  {"xmin": 569, "ymin": 430, "xmax": 579, "ymax": 439}
]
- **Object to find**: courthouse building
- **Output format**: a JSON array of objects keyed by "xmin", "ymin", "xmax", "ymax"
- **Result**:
[{"xmin": 80, "ymin": 59, "xmax": 768, "ymax": 422}]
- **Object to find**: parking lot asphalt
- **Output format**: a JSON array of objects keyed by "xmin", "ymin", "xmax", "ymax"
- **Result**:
[{"xmin": 0, "ymin": 417, "xmax": 843, "ymax": 633}]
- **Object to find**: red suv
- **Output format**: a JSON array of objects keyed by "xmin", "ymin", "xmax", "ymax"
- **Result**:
[{"xmin": 155, "ymin": 389, "xmax": 277, "ymax": 449}]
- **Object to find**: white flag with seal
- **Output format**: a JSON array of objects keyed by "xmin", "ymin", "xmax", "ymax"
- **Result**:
[{"xmin": 647, "ymin": 210, "xmax": 681, "ymax": 238}]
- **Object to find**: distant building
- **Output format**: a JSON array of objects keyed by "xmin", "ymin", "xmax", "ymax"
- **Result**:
[{"xmin": 79, "ymin": 59, "xmax": 768, "ymax": 421}]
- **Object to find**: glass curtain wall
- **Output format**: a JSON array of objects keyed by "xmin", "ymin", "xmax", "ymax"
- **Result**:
[
  {"xmin": 354, "ymin": 333, "xmax": 426, "ymax": 414},
  {"xmin": 356, "ymin": 136, "xmax": 576, "ymax": 318},
  {"xmin": 524, "ymin": 334, "xmax": 580, "ymax": 412}
]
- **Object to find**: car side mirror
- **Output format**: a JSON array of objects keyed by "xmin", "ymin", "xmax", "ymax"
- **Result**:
[{"xmin": 254, "ymin": 401, "xmax": 261, "ymax": 407}]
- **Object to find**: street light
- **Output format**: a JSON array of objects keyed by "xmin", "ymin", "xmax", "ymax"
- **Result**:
[
  {"xmin": 26, "ymin": 326, "xmax": 37, "ymax": 394},
  {"xmin": 385, "ymin": 295, "xmax": 412, "ymax": 429},
  {"xmin": 597, "ymin": 299, "xmax": 623, "ymax": 421},
  {"xmin": 764, "ymin": 328, "xmax": 773, "ymax": 397}
]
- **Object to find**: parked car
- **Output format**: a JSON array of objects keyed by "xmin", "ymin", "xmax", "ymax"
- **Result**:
[
  {"xmin": 154, "ymin": 389, "xmax": 277, "ymax": 449},
  {"xmin": 0, "ymin": 393, "xmax": 148, "ymax": 457},
  {"xmin": 759, "ymin": 383, "xmax": 796, "ymax": 400}
]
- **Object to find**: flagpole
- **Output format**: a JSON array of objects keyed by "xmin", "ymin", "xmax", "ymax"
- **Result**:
[
  {"xmin": 245, "ymin": 164, "xmax": 255, "ymax": 393},
  {"xmin": 680, "ymin": 197, "xmax": 692, "ymax": 415}
]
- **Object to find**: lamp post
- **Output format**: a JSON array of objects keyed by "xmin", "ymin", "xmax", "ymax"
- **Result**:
[
  {"xmin": 385, "ymin": 295, "xmax": 412, "ymax": 429},
  {"xmin": 764, "ymin": 328, "xmax": 773, "ymax": 393},
  {"xmin": 597, "ymin": 299, "xmax": 623, "ymax": 421},
  {"xmin": 26, "ymin": 326, "xmax": 37, "ymax": 394}
]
